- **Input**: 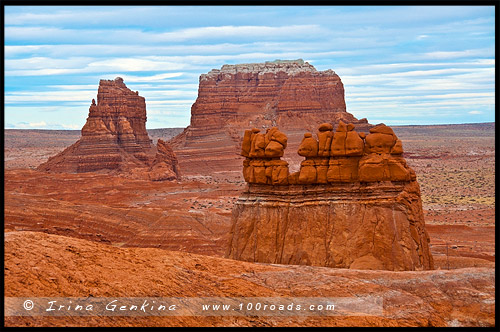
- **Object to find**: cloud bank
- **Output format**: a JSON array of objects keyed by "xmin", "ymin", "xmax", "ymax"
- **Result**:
[{"xmin": 4, "ymin": 5, "xmax": 495, "ymax": 129}]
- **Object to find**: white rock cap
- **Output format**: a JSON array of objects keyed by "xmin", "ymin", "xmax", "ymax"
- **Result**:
[{"xmin": 201, "ymin": 59, "xmax": 336, "ymax": 81}]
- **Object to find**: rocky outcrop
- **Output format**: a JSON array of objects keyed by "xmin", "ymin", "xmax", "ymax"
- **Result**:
[
  {"xmin": 239, "ymin": 121, "xmax": 413, "ymax": 186},
  {"xmin": 37, "ymin": 78, "xmax": 180, "ymax": 180},
  {"xmin": 148, "ymin": 139, "xmax": 180, "ymax": 181},
  {"xmin": 227, "ymin": 122, "xmax": 434, "ymax": 271},
  {"xmin": 170, "ymin": 60, "xmax": 370, "ymax": 177}
]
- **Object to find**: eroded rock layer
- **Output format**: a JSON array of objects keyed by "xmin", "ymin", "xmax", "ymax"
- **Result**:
[
  {"xmin": 37, "ymin": 78, "xmax": 180, "ymax": 180},
  {"xmin": 227, "ymin": 122, "xmax": 434, "ymax": 271},
  {"xmin": 227, "ymin": 182, "xmax": 433, "ymax": 271},
  {"xmin": 170, "ymin": 60, "xmax": 370, "ymax": 176}
]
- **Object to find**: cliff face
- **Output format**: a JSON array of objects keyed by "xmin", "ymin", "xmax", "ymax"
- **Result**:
[
  {"xmin": 37, "ymin": 78, "xmax": 180, "ymax": 180},
  {"xmin": 188, "ymin": 59, "xmax": 363, "ymax": 136},
  {"xmin": 226, "ymin": 122, "xmax": 433, "ymax": 271},
  {"xmin": 227, "ymin": 182, "xmax": 433, "ymax": 271},
  {"xmin": 170, "ymin": 60, "xmax": 369, "ymax": 177}
]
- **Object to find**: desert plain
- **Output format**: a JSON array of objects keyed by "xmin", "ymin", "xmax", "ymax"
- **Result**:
[{"xmin": 3, "ymin": 122, "xmax": 495, "ymax": 327}]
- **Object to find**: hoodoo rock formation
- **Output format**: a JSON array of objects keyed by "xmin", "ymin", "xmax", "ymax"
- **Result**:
[
  {"xmin": 37, "ymin": 77, "xmax": 180, "ymax": 180},
  {"xmin": 227, "ymin": 122, "xmax": 434, "ymax": 271},
  {"xmin": 170, "ymin": 59, "xmax": 370, "ymax": 177}
]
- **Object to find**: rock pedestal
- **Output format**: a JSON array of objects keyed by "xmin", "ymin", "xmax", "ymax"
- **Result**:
[{"xmin": 226, "ymin": 122, "xmax": 434, "ymax": 271}]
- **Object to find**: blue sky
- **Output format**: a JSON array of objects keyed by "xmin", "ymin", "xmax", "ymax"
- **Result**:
[{"xmin": 4, "ymin": 5, "xmax": 495, "ymax": 129}]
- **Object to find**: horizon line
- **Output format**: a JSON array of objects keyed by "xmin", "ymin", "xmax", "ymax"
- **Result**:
[{"xmin": 4, "ymin": 121, "xmax": 495, "ymax": 131}]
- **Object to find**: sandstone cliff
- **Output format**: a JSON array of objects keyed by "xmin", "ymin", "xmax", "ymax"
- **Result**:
[
  {"xmin": 37, "ymin": 78, "xmax": 180, "ymax": 180},
  {"xmin": 227, "ymin": 122, "xmax": 433, "ymax": 271},
  {"xmin": 170, "ymin": 60, "xmax": 369, "ymax": 177}
]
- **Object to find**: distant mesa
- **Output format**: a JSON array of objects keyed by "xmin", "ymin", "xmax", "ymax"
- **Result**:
[
  {"xmin": 170, "ymin": 59, "xmax": 370, "ymax": 177},
  {"xmin": 227, "ymin": 121, "xmax": 434, "ymax": 271},
  {"xmin": 37, "ymin": 77, "xmax": 180, "ymax": 181}
]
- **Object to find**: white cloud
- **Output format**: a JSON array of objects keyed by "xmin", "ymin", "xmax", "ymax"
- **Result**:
[
  {"xmin": 48, "ymin": 84, "xmax": 97, "ymax": 90},
  {"xmin": 5, "ymin": 41, "xmax": 338, "ymax": 58},
  {"xmin": 147, "ymin": 99, "xmax": 195, "ymax": 104},
  {"xmin": 347, "ymin": 92, "xmax": 494, "ymax": 100},
  {"xmin": 15, "ymin": 121, "xmax": 47, "ymax": 128},
  {"xmin": 118, "ymin": 73, "xmax": 184, "ymax": 82},
  {"xmin": 7, "ymin": 121, "xmax": 84, "ymax": 130},
  {"xmin": 144, "ymin": 90, "xmax": 198, "ymax": 98},
  {"xmin": 5, "ymin": 90, "xmax": 95, "ymax": 103},
  {"xmin": 5, "ymin": 57, "xmax": 190, "ymax": 76},
  {"xmin": 4, "ymin": 6, "xmax": 495, "ymax": 127},
  {"xmin": 468, "ymin": 110, "xmax": 483, "ymax": 115},
  {"xmin": 61, "ymin": 123, "xmax": 81, "ymax": 129},
  {"xmin": 87, "ymin": 58, "xmax": 187, "ymax": 72},
  {"xmin": 6, "ymin": 50, "xmax": 359, "ymax": 77},
  {"xmin": 5, "ymin": 24, "xmax": 326, "ymax": 45},
  {"xmin": 5, "ymin": 56, "xmax": 92, "ymax": 70},
  {"xmin": 336, "ymin": 59, "xmax": 495, "ymax": 76},
  {"xmin": 5, "ymin": 26, "xmax": 153, "ymax": 44},
  {"xmin": 157, "ymin": 24, "xmax": 325, "ymax": 42},
  {"xmin": 422, "ymin": 48, "xmax": 494, "ymax": 60}
]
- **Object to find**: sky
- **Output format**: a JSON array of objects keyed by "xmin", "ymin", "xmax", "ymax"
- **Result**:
[{"xmin": 4, "ymin": 5, "xmax": 496, "ymax": 129}]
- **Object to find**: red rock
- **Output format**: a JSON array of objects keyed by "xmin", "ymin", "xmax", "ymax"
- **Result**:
[
  {"xmin": 148, "ymin": 139, "xmax": 181, "ymax": 181},
  {"xmin": 317, "ymin": 123, "xmax": 334, "ymax": 157},
  {"xmin": 358, "ymin": 123, "xmax": 410, "ymax": 183},
  {"xmin": 170, "ymin": 60, "xmax": 371, "ymax": 177},
  {"xmin": 264, "ymin": 127, "xmax": 287, "ymax": 158},
  {"xmin": 297, "ymin": 133, "xmax": 318, "ymax": 157},
  {"xmin": 227, "ymin": 181, "xmax": 434, "ymax": 271},
  {"xmin": 390, "ymin": 139, "xmax": 404, "ymax": 155},
  {"xmin": 369, "ymin": 123, "xmax": 395, "ymax": 135},
  {"xmin": 327, "ymin": 157, "xmax": 361, "ymax": 182},
  {"xmin": 243, "ymin": 128, "xmax": 290, "ymax": 185},
  {"xmin": 227, "ymin": 123, "xmax": 433, "ymax": 271},
  {"xmin": 298, "ymin": 159, "xmax": 317, "ymax": 184},
  {"xmin": 316, "ymin": 123, "xmax": 333, "ymax": 157},
  {"xmin": 330, "ymin": 120, "xmax": 365, "ymax": 157},
  {"xmin": 318, "ymin": 122, "xmax": 334, "ymax": 132},
  {"xmin": 345, "ymin": 131, "xmax": 364, "ymax": 156},
  {"xmin": 37, "ymin": 78, "xmax": 180, "ymax": 181}
]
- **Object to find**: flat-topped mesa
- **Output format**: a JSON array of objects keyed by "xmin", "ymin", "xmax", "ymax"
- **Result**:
[
  {"xmin": 170, "ymin": 59, "xmax": 369, "ymax": 177},
  {"xmin": 227, "ymin": 122, "xmax": 434, "ymax": 271},
  {"xmin": 37, "ymin": 78, "xmax": 180, "ymax": 181},
  {"xmin": 190, "ymin": 59, "xmax": 366, "ymax": 134}
]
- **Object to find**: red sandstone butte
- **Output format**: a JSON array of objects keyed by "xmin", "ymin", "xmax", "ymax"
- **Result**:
[
  {"xmin": 37, "ymin": 77, "xmax": 180, "ymax": 180},
  {"xmin": 170, "ymin": 59, "xmax": 370, "ymax": 177},
  {"xmin": 227, "ymin": 122, "xmax": 433, "ymax": 271}
]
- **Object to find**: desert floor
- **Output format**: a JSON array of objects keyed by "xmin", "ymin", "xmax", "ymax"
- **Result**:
[{"xmin": 4, "ymin": 123, "xmax": 495, "ymax": 327}]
